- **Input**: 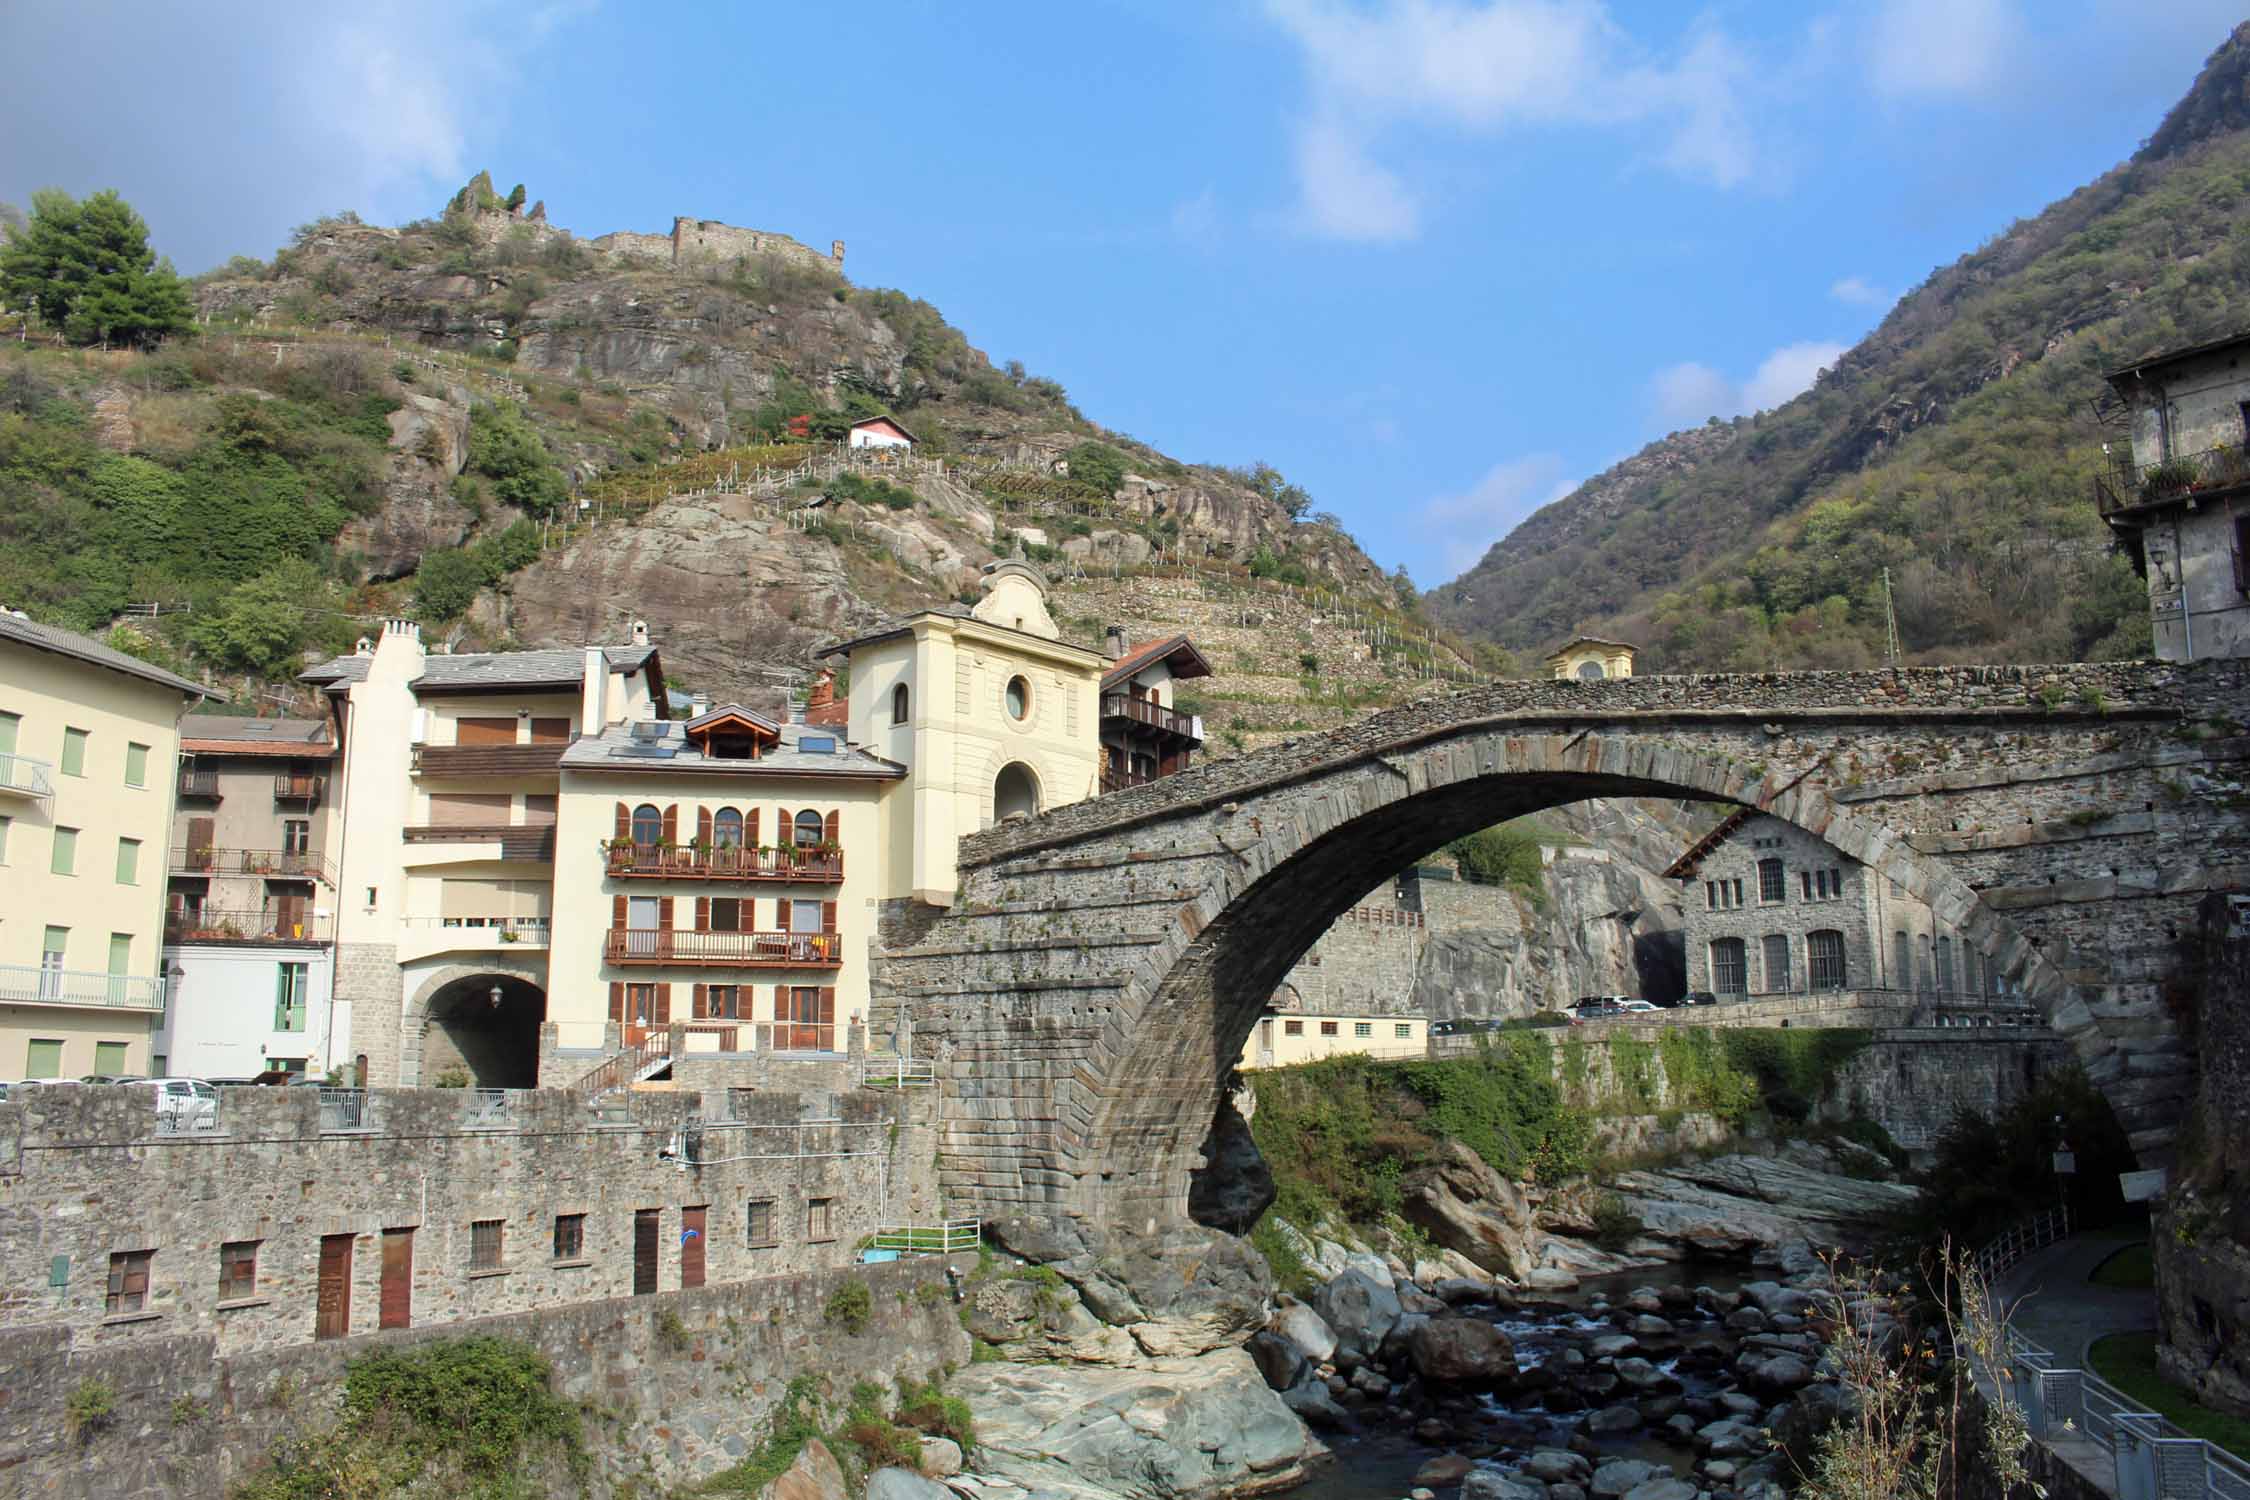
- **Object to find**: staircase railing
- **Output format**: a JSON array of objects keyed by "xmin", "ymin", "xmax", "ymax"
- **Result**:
[{"xmin": 569, "ymin": 1032, "xmax": 672, "ymax": 1102}]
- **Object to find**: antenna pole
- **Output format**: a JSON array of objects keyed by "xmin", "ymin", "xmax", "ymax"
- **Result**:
[{"xmin": 1882, "ymin": 567, "xmax": 1902, "ymax": 669}]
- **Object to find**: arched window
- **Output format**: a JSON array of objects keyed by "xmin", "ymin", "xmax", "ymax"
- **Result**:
[
  {"xmin": 1809, "ymin": 930, "xmax": 1847, "ymax": 991},
  {"xmin": 892, "ymin": 682, "xmax": 910, "ymax": 726},
  {"xmin": 712, "ymin": 807, "xmax": 744, "ymax": 848},
  {"xmin": 1575, "ymin": 659, "xmax": 1605, "ymax": 681},
  {"xmin": 631, "ymin": 803, "xmax": 663, "ymax": 846},
  {"xmin": 1761, "ymin": 934, "xmax": 1792, "ymax": 994},
  {"xmin": 1005, "ymin": 675, "xmax": 1030, "ymax": 720},
  {"xmin": 793, "ymin": 809, "xmax": 825, "ymax": 847},
  {"xmin": 994, "ymin": 762, "xmax": 1040, "ymax": 822},
  {"xmin": 1710, "ymin": 938, "xmax": 1747, "ymax": 996}
]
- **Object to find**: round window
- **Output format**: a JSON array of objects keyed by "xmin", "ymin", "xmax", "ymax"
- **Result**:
[{"xmin": 1005, "ymin": 675, "xmax": 1030, "ymax": 720}]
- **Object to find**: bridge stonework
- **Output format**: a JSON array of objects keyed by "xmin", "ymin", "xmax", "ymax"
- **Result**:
[{"xmin": 873, "ymin": 661, "xmax": 2250, "ymax": 1236}]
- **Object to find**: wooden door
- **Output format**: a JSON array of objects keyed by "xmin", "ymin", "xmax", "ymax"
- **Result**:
[
  {"xmin": 455, "ymin": 717, "xmax": 517, "ymax": 746},
  {"xmin": 633, "ymin": 1210, "xmax": 660, "ymax": 1295},
  {"xmin": 186, "ymin": 816, "xmax": 215, "ymax": 869},
  {"xmin": 272, "ymin": 891, "xmax": 307, "ymax": 939},
  {"xmin": 316, "ymin": 1233, "xmax": 353, "ymax": 1339},
  {"xmin": 379, "ymin": 1228, "xmax": 413, "ymax": 1329},
  {"xmin": 680, "ymin": 1206, "xmax": 706, "ymax": 1289}
]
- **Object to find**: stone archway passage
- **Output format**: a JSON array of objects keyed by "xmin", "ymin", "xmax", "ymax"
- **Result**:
[
  {"xmin": 878, "ymin": 661, "xmax": 2250, "ymax": 1236},
  {"xmin": 414, "ymin": 971, "xmax": 547, "ymax": 1089},
  {"xmin": 995, "ymin": 761, "xmax": 1041, "ymax": 822}
]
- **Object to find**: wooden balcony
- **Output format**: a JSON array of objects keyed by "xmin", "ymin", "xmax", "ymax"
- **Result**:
[
  {"xmin": 1101, "ymin": 693, "xmax": 1201, "ymax": 743},
  {"xmin": 1101, "ymin": 766, "xmax": 1160, "ymax": 795},
  {"xmin": 603, "ymin": 842, "xmax": 844, "ymax": 883},
  {"xmin": 273, "ymin": 772, "xmax": 326, "ymax": 804},
  {"xmin": 603, "ymin": 929, "xmax": 842, "ymax": 969},
  {"xmin": 411, "ymin": 742, "xmax": 569, "ymax": 777},
  {"xmin": 177, "ymin": 768, "xmax": 223, "ymax": 799}
]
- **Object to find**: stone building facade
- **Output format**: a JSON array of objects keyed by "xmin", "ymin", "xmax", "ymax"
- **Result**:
[
  {"xmin": 0, "ymin": 1080, "xmax": 939, "ymax": 1354},
  {"xmin": 2099, "ymin": 333, "xmax": 2250, "ymax": 662},
  {"xmin": 1669, "ymin": 809, "xmax": 1980, "ymax": 1001}
]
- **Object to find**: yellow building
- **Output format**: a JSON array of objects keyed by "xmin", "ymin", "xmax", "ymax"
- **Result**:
[
  {"xmin": 1545, "ymin": 635, "xmax": 1638, "ymax": 681},
  {"xmin": 1237, "ymin": 1010, "xmax": 1428, "ymax": 1069},
  {"xmin": 0, "ymin": 612, "xmax": 206, "ymax": 1080},
  {"xmin": 817, "ymin": 558, "xmax": 1109, "ymax": 905}
]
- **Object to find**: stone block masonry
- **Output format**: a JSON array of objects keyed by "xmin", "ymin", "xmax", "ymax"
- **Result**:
[
  {"xmin": 1, "ymin": 1253, "xmax": 969, "ymax": 1498},
  {"xmin": 0, "ymin": 1081, "xmax": 944, "ymax": 1355},
  {"xmin": 588, "ymin": 217, "xmax": 845, "ymax": 276},
  {"xmin": 884, "ymin": 658, "xmax": 2250, "ymax": 1233}
]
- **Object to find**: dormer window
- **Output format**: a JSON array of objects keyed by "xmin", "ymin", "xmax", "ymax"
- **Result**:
[{"xmin": 709, "ymin": 736, "xmax": 756, "ymax": 760}]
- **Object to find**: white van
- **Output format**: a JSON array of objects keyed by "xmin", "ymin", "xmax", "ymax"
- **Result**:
[{"xmin": 127, "ymin": 1078, "xmax": 218, "ymax": 1131}]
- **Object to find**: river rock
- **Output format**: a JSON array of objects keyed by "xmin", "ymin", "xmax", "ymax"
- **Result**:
[
  {"xmin": 1589, "ymin": 1460, "xmax": 1665, "ymax": 1498},
  {"xmin": 1589, "ymin": 1334, "xmax": 1639, "ymax": 1359},
  {"xmin": 1464, "ymin": 1472, "xmax": 1548, "ymax": 1500},
  {"xmin": 1639, "ymin": 1396, "xmax": 1683, "ymax": 1424},
  {"xmin": 1248, "ymin": 1331, "xmax": 1309, "ymax": 1392},
  {"xmin": 1434, "ymin": 1277, "xmax": 1499, "ymax": 1306},
  {"xmin": 1626, "ymin": 1288, "xmax": 1666, "ymax": 1313},
  {"xmin": 1273, "ymin": 1302, "xmax": 1338, "ymax": 1364},
  {"xmin": 1661, "ymin": 1413, "xmax": 1698, "ymax": 1444},
  {"xmin": 1382, "ymin": 1311, "xmax": 1434, "ymax": 1365},
  {"xmin": 1742, "ymin": 1353, "xmax": 1816, "ymax": 1393},
  {"xmin": 1544, "ymin": 1386, "xmax": 1586, "ymax": 1413},
  {"xmin": 1551, "ymin": 1485, "xmax": 1587, "ymax": 1500},
  {"xmin": 1740, "ymin": 1281, "xmax": 1817, "ymax": 1320},
  {"xmin": 951, "ymin": 1348, "xmax": 1313, "ymax": 1499},
  {"xmin": 1628, "ymin": 1315, "xmax": 1675, "ymax": 1338},
  {"xmin": 765, "ymin": 1437, "xmax": 848, "ymax": 1500},
  {"xmin": 1697, "ymin": 1419, "xmax": 1767, "ymax": 1459},
  {"xmin": 866, "ymin": 1468, "xmax": 950, "ymax": 1500},
  {"xmin": 1416, "ymin": 1454, "xmax": 1475, "ymax": 1485},
  {"xmin": 1587, "ymin": 1404, "xmax": 1641, "ymax": 1435},
  {"xmin": 1613, "ymin": 1357, "xmax": 1675, "ymax": 1392},
  {"xmin": 917, "ymin": 1437, "xmax": 963, "ymax": 1478},
  {"xmin": 1400, "ymin": 1140, "xmax": 1537, "ymax": 1277},
  {"xmin": 1526, "ymin": 1450, "xmax": 1590, "ymax": 1484},
  {"xmin": 1622, "ymin": 1479, "xmax": 1697, "ymax": 1500},
  {"xmin": 1350, "ymin": 1365, "xmax": 1391, "ymax": 1398},
  {"xmin": 1724, "ymin": 1306, "xmax": 1768, "ymax": 1333},
  {"xmin": 1703, "ymin": 1461, "xmax": 1738, "ymax": 1483},
  {"xmin": 1770, "ymin": 1381, "xmax": 1850, "ymax": 1461},
  {"xmin": 1409, "ymin": 1317, "xmax": 1519, "ymax": 1388},
  {"xmin": 1281, "ymin": 1373, "xmax": 1348, "ymax": 1430},
  {"xmin": 1719, "ymin": 1392, "xmax": 1764, "ymax": 1418},
  {"xmin": 1314, "ymin": 1269, "xmax": 1403, "ymax": 1359}
]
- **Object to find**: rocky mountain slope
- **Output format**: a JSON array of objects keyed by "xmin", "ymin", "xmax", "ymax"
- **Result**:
[{"xmin": 1431, "ymin": 22, "xmax": 2250, "ymax": 672}]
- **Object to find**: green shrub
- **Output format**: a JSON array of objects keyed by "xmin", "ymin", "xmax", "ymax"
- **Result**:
[
  {"xmin": 1589, "ymin": 1191, "xmax": 1643, "ymax": 1250},
  {"xmin": 464, "ymin": 401, "xmax": 568, "ymax": 517},
  {"xmin": 824, "ymin": 1278, "xmax": 874, "ymax": 1335},
  {"xmin": 432, "ymin": 1066, "xmax": 471, "ymax": 1089},
  {"xmin": 66, "ymin": 1378, "xmax": 116, "ymax": 1439},
  {"xmin": 895, "ymin": 1373, "xmax": 976, "ymax": 1454}
]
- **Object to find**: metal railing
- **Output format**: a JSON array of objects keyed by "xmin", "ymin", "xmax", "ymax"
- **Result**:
[
  {"xmin": 603, "ymin": 929, "xmax": 841, "ymax": 967},
  {"xmin": 1100, "ymin": 692, "xmax": 1201, "ymax": 739},
  {"xmin": 317, "ymin": 1088, "xmax": 367, "ymax": 1130},
  {"xmin": 0, "ymin": 751, "xmax": 55, "ymax": 798},
  {"xmin": 1974, "ymin": 1202, "xmax": 2072, "ymax": 1284},
  {"xmin": 154, "ymin": 1107, "xmax": 221, "ymax": 1136},
  {"xmin": 165, "ymin": 905, "xmax": 328, "ymax": 944},
  {"xmin": 857, "ymin": 1053, "xmax": 936, "ymax": 1087},
  {"xmin": 461, "ymin": 1088, "xmax": 516, "ymax": 1127},
  {"xmin": 0, "ymin": 962, "xmax": 164, "ymax": 1010},
  {"xmin": 2008, "ymin": 1328, "xmax": 2250, "ymax": 1500},
  {"xmin": 602, "ymin": 842, "xmax": 844, "ymax": 882},
  {"xmin": 400, "ymin": 915, "xmax": 550, "ymax": 945},
  {"xmin": 2095, "ymin": 444, "xmax": 2250, "ymax": 517},
  {"xmin": 864, "ymin": 1219, "xmax": 981, "ymax": 1257},
  {"xmin": 168, "ymin": 845, "xmax": 336, "ymax": 886},
  {"xmin": 569, "ymin": 1033, "xmax": 672, "ymax": 1102}
]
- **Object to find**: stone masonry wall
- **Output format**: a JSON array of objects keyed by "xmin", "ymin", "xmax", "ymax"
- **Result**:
[
  {"xmin": 0, "ymin": 1082, "xmax": 942, "ymax": 1355},
  {"xmin": 1274, "ymin": 900, "xmax": 1426, "ymax": 1016},
  {"xmin": 1, "ymin": 1253, "xmax": 969, "ymax": 1498},
  {"xmin": 884, "ymin": 658, "xmax": 2250, "ymax": 1231}
]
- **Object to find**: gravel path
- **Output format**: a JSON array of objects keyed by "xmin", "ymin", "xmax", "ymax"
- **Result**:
[{"xmin": 1995, "ymin": 1234, "xmax": 2156, "ymax": 1366}]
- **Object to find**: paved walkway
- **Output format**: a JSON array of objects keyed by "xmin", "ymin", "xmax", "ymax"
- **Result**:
[{"xmin": 1996, "ymin": 1233, "xmax": 2158, "ymax": 1366}]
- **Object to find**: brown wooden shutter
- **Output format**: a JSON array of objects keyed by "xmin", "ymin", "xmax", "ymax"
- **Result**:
[
  {"xmin": 316, "ymin": 1234, "xmax": 353, "ymax": 1340},
  {"xmin": 824, "ymin": 810, "xmax": 840, "ymax": 845},
  {"xmin": 615, "ymin": 802, "xmax": 630, "ymax": 840},
  {"xmin": 821, "ymin": 901, "xmax": 837, "ymax": 934},
  {"xmin": 694, "ymin": 896, "xmax": 709, "ymax": 930},
  {"xmin": 747, "ymin": 809, "xmax": 760, "ymax": 847},
  {"xmin": 681, "ymin": 1205, "xmax": 707, "ymax": 1289},
  {"xmin": 456, "ymin": 716, "xmax": 516, "ymax": 746},
  {"xmin": 774, "ymin": 985, "xmax": 787, "ymax": 1025},
  {"xmin": 658, "ymin": 896, "xmax": 674, "ymax": 930},
  {"xmin": 693, "ymin": 982, "xmax": 708, "ymax": 1019},
  {"xmin": 609, "ymin": 982, "xmax": 624, "ymax": 1022},
  {"xmin": 379, "ymin": 1228, "xmax": 413, "ymax": 1330},
  {"xmin": 697, "ymin": 807, "xmax": 712, "ymax": 843},
  {"xmin": 819, "ymin": 986, "xmax": 836, "ymax": 1024},
  {"xmin": 612, "ymin": 894, "xmax": 627, "ymax": 928},
  {"xmin": 777, "ymin": 807, "xmax": 792, "ymax": 845},
  {"xmin": 661, "ymin": 804, "xmax": 679, "ymax": 843},
  {"xmin": 633, "ymin": 1211, "xmax": 658, "ymax": 1296},
  {"xmin": 654, "ymin": 983, "xmax": 671, "ymax": 1024}
]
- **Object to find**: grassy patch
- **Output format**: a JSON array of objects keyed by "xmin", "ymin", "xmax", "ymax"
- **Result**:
[
  {"xmin": 2088, "ymin": 1332, "xmax": 2250, "ymax": 1461},
  {"xmin": 2087, "ymin": 1242, "xmax": 2155, "ymax": 1290}
]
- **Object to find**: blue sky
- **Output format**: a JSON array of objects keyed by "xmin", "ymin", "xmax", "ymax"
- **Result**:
[{"xmin": 2, "ymin": 2, "xmax": 2240, "ymax": 587}]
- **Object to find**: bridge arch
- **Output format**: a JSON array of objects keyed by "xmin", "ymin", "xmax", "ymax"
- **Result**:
[{"xmin": 1049, "ymin": 730, "xmax": 2069, "ymax": 1232}]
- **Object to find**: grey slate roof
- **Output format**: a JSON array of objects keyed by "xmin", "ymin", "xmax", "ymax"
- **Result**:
[
  {"xmin": 0, "ymin": 611, "xmax": 207, "ymax": 698},
  {"xmin": 182, "ymin": 715, "xmax": 329, "ymax": 743},
  {"xmin": 560, "ymin": 718, "xmax": 902, "ymax": 779},
  {"xmin": 300, "ymin": 644, "xmax": 660, "ymax": 693}
]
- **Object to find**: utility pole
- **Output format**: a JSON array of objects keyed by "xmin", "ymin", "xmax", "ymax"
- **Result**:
[{"xmin": 1881, "ymin": 567, "xmax": 1902, "ymax": 669}]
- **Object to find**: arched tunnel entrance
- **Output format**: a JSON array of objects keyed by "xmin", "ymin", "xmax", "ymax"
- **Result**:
[{"xmin": 420, "ymin": 973, "xmax": 546, "ymax": 1089}]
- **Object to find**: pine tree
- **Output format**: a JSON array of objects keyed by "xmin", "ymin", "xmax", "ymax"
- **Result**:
[{"xmin": 0, "ymin": 188, "xmax": 192, "ymax": 349}]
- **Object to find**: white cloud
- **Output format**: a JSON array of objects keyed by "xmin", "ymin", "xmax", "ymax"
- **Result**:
[
  {"xmin": 1421, "ymin": 453, "xmax": 1579, "ymax": 575},
  {"xmin": 1262, "ymin": 0, "xmax": 1775, "ymax": 239},
  {"xmin": 1866, "ymin": 0, "xmax": 2022, "ymax": 99},
  {"xmin": 1650, "ymin": 340, "xmax": 1846, "ymax": 426},
  {"xmin": 1829, "ymin": 275, "xmax": 1889, "ymax": 307},
  {"xmin": 1170, "ymin": 187, "xmax": 1222, "ymax": 243}
]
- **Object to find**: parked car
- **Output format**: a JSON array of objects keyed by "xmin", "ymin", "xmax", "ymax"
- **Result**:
[
  {"xmin": 1683, "ymin": 990, "xmax": 1720, "ymax": 1007},
  {"xmin": 1573, "ymin": 999, "xmax": 1626, "ymax": 1020},
  {"xmin": 80, "ymin": 1073, "xmax": 147, "ymax": 1085},
  {"xmin": 126, "ymin": 1078, "xmax": 219, "ymax": 1131},
  {"xmin": 1616, "ymin": 999, "xmax": 1660, "ymax": 1014}
]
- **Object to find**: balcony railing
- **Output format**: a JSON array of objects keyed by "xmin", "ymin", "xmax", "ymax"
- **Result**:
[
  {"xmin": 2095, "ymin": 443, "xmax": 2250, "ymax": 517},
  {"xmin": 273, "ymin": 773, "xmax": 326, "ymax": 803},
  {"xmin": 1100, "ymin": 693, "xmax": 1202, "ymax": 741},
  {"xmin": 401, "ymin": 825, "xmax": 556, "ymax": 862},
  {"xmin": 603, "ymin": 929, "xmax": 842, "ymax": 969},
  {"xmin": 0, "ymin": 962, "xmax": 164, "ymax": 1011},
  {"xmin": 1101, "ymin": 766, "xmax": 1160, "ymax": 795},
  {"xmin": 177, "ymin": 768, "xmax": 222, "ymax": 799},
  {"xmin": 0, "ymin": 751, "xmax": 54, "ymax": 799},
  {"xmin": 400, "ymin": 915, "xmax": 551, "ymax": 948},
  {"xmin": 169, "ymin": 845, "xmax": 335, "ymax": 885},
  {"xmin": 603, "ymin": 842, "xmax": 844, "ymax": 882},
  {"xmin": 410, "ymin": 742, "xmax": 569, "ymax": 777},
  {"xmin": 165, "ymin": 905, "xmax": 328, "ymax": 944}
]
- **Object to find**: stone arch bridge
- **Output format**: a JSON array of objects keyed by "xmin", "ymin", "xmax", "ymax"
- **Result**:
[{"xmin": 875, "ymin": 661, "xmax": 2250, "ymax": 1236}]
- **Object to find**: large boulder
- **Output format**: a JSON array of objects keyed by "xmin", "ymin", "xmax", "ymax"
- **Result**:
[
  {"xmin": 948, "ymin": 1348, "xmax": 1317, "ymax": 1500},
  {"xmin": 1248, "ymin": 1330, "xmax": 1309, "ymax": 1392},
  {"xmin": 1408, "ymin": 1317, "xmax": 1519, "ymax": 1388},
  {"xmin": 1399, "ymin": 1140, "xmax": 1538, "ymax": 1278},
  {"xmin": 864, "ymin": 1469, "xmax": 950, "ymax": 1500},
  {"xmin": 1272, "ymin": 1302, "xmax": 1337, "ymax": 1364},
  {"xmin": 1589, "ymin": 1460, "xmax": 1665, "ymax": 1498},
  {"xmin": 761, "ymin": 1438, "xmax": 848, "ymax": 1500},
  {"xmin": 1464, "ymin": 1472, "xmax": 1548, "ymax": 1500},
  {"xmin": 1312, "ymin": 1269, "xmax": 1403, "ymax": 1360},
  {"xmin": 1041, "ymin": 1223, "xmax": 1273, "ymax": 1358},
  {"xmin": 1187, "ymin": 1089, "xmax": 1276, "ymax": 1233}
]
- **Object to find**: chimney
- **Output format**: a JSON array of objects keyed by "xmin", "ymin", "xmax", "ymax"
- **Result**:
[
  {"xmin": 690, "ymin": 691, "xmax": 711, "ymax": 717},
  {"xmin": 383, "ymin": 618, "xmax": 421, "ymax": 643},
  {"xmin": 631, "ymin": 619, "xmax": 650, "ymax": 648},
  {"xmin": 807, "ymin": 669, "xmax": 836, "ymax": 711},
  {"xmin": 1104, "ymin": 625, "xmax": 1128, "ymax": 661},
  {"xmin": 581, "ymin": 646, "xmax": 609, "ymax": 730}
]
